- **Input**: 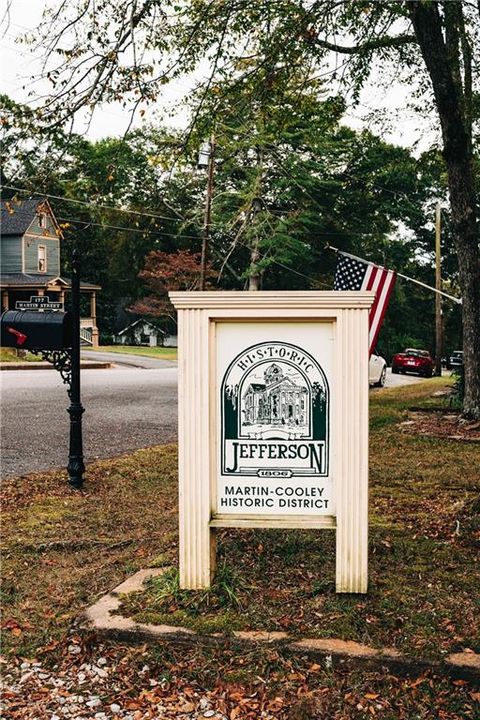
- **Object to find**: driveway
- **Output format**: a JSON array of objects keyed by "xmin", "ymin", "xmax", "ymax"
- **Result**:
[{"xmin": 382, "ymin": 367, "xmax": 429, "ymax": 389}]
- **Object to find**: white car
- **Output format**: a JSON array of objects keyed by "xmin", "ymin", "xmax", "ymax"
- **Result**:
[{"xmin": 369, "ymin": 351, "xmax": 387, "ymax": 387}]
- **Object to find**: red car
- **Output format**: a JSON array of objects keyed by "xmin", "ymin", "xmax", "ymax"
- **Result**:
[{"xmin": 391, "ymin": 348, "xmax": 434, "ymax": 378}]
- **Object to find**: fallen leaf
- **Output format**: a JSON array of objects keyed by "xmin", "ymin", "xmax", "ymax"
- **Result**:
[
  {"xmin": 178, "ymin": 701, "xmax": 195, "ymax": 712},
  {"xmin": 409, "ymin": 677, "xmax": 427, "ymax": 688}
]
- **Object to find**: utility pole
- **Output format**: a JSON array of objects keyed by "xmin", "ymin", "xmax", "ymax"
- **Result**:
[
  {"xmin": 435, "ymin": 202, "xmax": 443, "ymax": 376},
  {"xmin": 200, "ymin": 133, "xmax": 215, "ymax": 291}
]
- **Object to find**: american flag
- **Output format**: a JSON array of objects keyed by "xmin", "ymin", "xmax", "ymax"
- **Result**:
[{"xmin": 334, "ymin": 251, "xmax": 396, "ymax": 355}]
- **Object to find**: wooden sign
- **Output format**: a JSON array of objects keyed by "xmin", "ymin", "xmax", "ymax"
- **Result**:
[{"xmin": 170, "ymin": 291, "xmax": 374, "ymax": 594}]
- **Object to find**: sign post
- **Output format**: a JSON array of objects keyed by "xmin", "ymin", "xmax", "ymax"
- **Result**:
[{"xmin": 170, "ymin": 291, "xmax": 374, "ymax": 594}]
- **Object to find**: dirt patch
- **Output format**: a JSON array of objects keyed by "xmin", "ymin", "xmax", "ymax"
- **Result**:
[{"xmin": 400, "ymin": 411, "xmax": 480, "ymax": 442}]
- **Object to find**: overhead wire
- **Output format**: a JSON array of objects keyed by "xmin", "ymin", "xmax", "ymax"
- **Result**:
[
  {"xmin": 230, "ymin": 235, "xmax": 324, "ymax": 286},
  {"xmin": 5, "ymin": 117, "xmax": 415, "ymax": 286},
  {"xmin": 0, "ymin": 205, "xmax": 201, "ymax": 240},
  {"xmin": 3, "ymin": 184, "xmax": 186, "ymax": 223},
  {"xmin": 3, "ymin": 182, "xmax": 401, "ymax": 240},
  {"xmin": 1, "ymin": 195, "xmax": 326, "ymax": 285}
]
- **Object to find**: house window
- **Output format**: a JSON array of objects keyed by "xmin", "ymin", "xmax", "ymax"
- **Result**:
[
  {"xmin": 38, "ymin": 213, "xmax": 47, "ymax": 229},
  {"xmin": 38, "ymin": 245, "xmax": 47, "ymax": 272}
]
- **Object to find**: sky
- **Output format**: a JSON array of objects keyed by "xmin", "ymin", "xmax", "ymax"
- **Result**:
[{"xmin": 1, "ymin": 0, "xmax": 438, "ymax": 151}]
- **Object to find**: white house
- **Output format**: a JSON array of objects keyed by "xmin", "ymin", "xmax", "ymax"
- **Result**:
[{"xmin": 115, "ymin": 319, "xmax": 166, "ymax": 347}]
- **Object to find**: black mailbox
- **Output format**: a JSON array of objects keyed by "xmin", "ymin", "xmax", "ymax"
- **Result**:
[{"xmin": 0, "ymin": 310, "xmax": 73, "ymax": 351}]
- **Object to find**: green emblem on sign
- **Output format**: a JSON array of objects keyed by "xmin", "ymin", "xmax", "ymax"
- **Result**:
[{"xmin": 221, "ymin": 342, "xmax": 329, "ymax": 478}]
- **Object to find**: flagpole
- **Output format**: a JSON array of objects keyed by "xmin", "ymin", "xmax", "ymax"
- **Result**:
[{"xmin": 326, "ymin": 245, "xmax": 462, "ymax": 305}]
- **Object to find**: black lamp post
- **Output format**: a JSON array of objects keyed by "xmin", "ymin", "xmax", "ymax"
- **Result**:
[{"xmin": 66, "ymin": 248, "xmax": 85, "ymax": 488}]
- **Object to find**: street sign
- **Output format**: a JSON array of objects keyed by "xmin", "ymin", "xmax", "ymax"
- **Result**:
[
  {"xmin": 170, "ymin": 291, "xmax": 375, "ymax": 595},
  {"xmin": 16, "ymin": 295, "xmax": 63, "ymax": 311}
]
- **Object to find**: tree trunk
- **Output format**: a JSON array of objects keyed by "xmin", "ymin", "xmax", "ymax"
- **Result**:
[
  {"xmin": 249, "ymin": 240, "xmax": 261, "ymax": 291},
  {"xmin": 409, "ymin": 1, "xmax": 480, "ymax": 418}
]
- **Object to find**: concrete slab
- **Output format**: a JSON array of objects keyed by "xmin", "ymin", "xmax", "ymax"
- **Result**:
[
  {"xmin": 80, "ymin": 568, "xmax": 480, "ymax": 680},
  {"xmin": 446, "ymin": 652, "xmax": 480, "ymax": 671},
  {"xmin": 233, "ymin": 630, "xmax": 289, "ymax": 643},
  {"xmin": 290, "ymin": 637, "xmax": 378, "ymax": 658},
  {"xmin": 82, "ymin": 568, "xmax": 195, "ymax": 643}
]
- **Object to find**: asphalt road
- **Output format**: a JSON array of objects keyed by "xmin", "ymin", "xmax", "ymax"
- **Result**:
[
  {"xmin": 1, "ymin": 353, "xmax": 426, "ymax": 479},
  {"xmin": 1, "ymin": 364, "xmax": 178, "ymax": 479}
]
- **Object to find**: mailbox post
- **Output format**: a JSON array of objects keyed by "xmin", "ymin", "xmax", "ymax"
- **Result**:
[
  {"xmin": 67, "ymin": 249, "xmax": 85, "ymax": 488},
  {"xmin": 0, "ymin": 249, "xmax": 85, "ymax": 488}
]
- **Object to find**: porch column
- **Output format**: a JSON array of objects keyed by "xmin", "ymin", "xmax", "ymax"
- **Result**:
[
  {"xmin": 59, "ymin": 290, "xmax": 65, "ymax": 307},
  {"xmin": 90, "ymin": 291, "xmax": 99, "ymax": 348},
  {"xmin": 37, "ymin": 289, "xmax": 45, "ymax": 297},
  {"xmin": 2, "ymin": 290, "xmax": 9, "ymax": 311}
]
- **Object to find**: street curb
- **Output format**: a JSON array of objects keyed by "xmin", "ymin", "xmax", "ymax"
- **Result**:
[
  {"xmin": 79, "ymin": 568, "xmax": 480, "ymax": 682},
  {"xmin": 0, "ymin": 361, "xmax": 111, "ymax": 370}
]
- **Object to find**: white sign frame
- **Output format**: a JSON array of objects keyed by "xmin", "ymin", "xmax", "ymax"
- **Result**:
[{"xmin": 170, "ymin": 291, "xmax": 374, "ymax": 594}]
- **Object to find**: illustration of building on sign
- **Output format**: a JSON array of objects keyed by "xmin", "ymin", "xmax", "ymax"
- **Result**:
[
  {"xmin": 241, "ymin": 363, "xmax": 309, "ymax": 431},
  {"xmin": 222, "ymin": 342, "xmax": 329, "ymax": 476}
]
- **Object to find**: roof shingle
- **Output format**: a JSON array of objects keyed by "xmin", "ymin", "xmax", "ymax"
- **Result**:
[{"xmin": 1, "ymin": 196, "xmax": 46, "ymax": 236}]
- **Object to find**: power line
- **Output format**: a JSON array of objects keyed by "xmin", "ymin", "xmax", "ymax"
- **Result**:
[
  {"xmin": 5, "ymin": 138, "xmax": 415, "ymax": 287},
  {"xmin": 56, "ymin": 215, "xmax": 199, "ymax": 240},
  {"xmin": 0, "ymin": 204, "xmax": 202, "ymax": 240},
  {"xmin": 3, "ymin": 186, "xmax": 401, "ymax": 243},
  {"xmin": 2, "ymin": 198, "xmax": 328, "ymax": 286},
  {"xmin": 268, "ymin": 145, "xmax": 417, "ymax": 207},
  {"xmin": 231, "ymin": 235, "xmax": 330, "ymax": 288},
  {"xmin": 3, "ymin": 184, "xmax": 186, "ymax": 223}
]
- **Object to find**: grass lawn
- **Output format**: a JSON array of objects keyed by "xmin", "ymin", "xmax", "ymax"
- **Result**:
[
  {"xmin": 116, "ymin": 380, "xmax": 479, "ymax": 661},
  {"xmin": 2, "ymin": 379, "xmax": 479, "ymax": 718},
  {"xmin": 0, "ymin": 348, "xmax": 43, "ymax": 362},
  {"xmin": 83, "ymin": 344, "xmax": 178, "ymax": 361}
]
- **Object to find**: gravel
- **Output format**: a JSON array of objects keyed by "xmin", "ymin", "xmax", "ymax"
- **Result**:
[{"xmin": 1, "ymin": 648, "xmax": 231, "ymax": 720}]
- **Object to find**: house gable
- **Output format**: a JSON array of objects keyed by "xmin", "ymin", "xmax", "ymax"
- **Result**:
[
  {"xmin": 118, "ymin": 319, "xmax": 166, "ymax": 336},
  {"xmin": 265, "ymin": 376, "xmax": 297, "ymax": 394},
  {"xmin": 23, "ymin": 200, "xmax": 61, "ymax": 275},
  {"xmin": 24, "ymin": 200, "xmax": 61, "ymax": 239},
  {"xmin": 1, "ymin": 198, "xmax": 61, "ymax": 274}
]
